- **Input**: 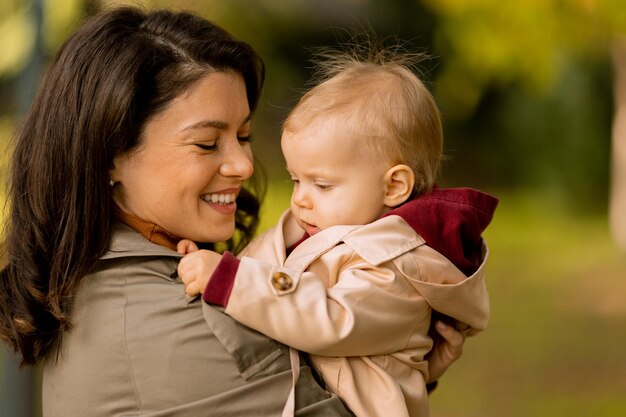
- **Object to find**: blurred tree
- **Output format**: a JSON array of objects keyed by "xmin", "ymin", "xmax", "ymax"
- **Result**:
[
  {"xmin": 1, "ymin": 2, "xmax": 96, "ymax": 416},
  {"xmin": 0, "ymin": 0, "xmax": 45, "ymax": 415},
  {"xmin": 611, "ymin": 38, "xmax": 626, "ymax": 251},
  {"xmin": 0, "ymin": 0, "xmax": 95, "ymax": 117},
  {"xmin": 0, "ymin": 2, "xmax": 34, "ymax": 77},
  {"xmin": 423, "ymin": 0, "xmax": 626, "ymax": 249}
]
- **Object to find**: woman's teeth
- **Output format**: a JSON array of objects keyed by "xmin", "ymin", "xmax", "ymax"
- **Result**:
[{"xmin": 203, "ymin": 193, "xmax": 236, "ymax": 204}]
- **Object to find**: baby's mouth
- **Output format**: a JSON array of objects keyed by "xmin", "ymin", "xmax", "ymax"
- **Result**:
[{"xmin": 304, "ymin": 223, "xmax": 320, "ymax": 236}]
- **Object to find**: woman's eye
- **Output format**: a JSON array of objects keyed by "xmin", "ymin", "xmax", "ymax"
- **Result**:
[
  {"xmin": 237, "ymin": 134, "xmax": 254, "ymax": 143},
  {"xmin": 195, "ymin": 143, "xmax": 217, "ymax": 151}
]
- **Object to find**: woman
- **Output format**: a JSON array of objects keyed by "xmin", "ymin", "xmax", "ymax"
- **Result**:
[{"xmin": 0, "ymin": 7, "xmax": 463, "ymax": 416}]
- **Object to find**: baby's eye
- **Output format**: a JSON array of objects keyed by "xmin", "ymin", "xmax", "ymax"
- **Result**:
[
  {"xmin": 289, "ymin": 177, "xmax": 300, "ymax": 185},
  {"xmin": 315, "ymin": 183, "xmax": 332, "ymax": 190}
]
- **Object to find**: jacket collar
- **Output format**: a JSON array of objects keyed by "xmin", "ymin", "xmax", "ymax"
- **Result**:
[{"xmin": 280, "ymin": 211, "xmax": 425, "ymax": 273}]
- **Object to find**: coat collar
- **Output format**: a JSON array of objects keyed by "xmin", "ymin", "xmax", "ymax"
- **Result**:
[
  {"xmin": 114, "ymin": 207, "xmax": 180, "ymax": 251},
  {"xmin": 101, "ymin": 222, "xmax": 183, "ymax": 260}
]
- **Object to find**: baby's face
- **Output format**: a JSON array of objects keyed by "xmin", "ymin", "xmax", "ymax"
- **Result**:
[{"xmin": 281, "ymin": 119, "xmax": 390, "ymax": 236}]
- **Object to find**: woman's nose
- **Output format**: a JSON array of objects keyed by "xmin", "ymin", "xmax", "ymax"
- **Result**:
[{"xmin": 219, "ymin": 139, "xmax": 254, "ymax": 180}]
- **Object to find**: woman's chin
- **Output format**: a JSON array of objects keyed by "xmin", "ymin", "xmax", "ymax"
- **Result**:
[{"xmin": 194, "ymin": 225, "xmax": 235, "ymax": 244}]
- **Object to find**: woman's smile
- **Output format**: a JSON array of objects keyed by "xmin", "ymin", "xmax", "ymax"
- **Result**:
[{"xmin": 201, "ymin": 187, "xmax": 240, "ymax": 214}]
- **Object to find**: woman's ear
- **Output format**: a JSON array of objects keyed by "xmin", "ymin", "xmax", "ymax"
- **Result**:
[
  {"xmin": 109, "ymin": 153, "xmax": 127, "ymax": 184},
  {"xmin": 109, "ymin": 160, "xmax": 120, "ymax": 185},
  {"xmin": 383, "ymin": 164, "xmax": 415, "ymax": 207}
]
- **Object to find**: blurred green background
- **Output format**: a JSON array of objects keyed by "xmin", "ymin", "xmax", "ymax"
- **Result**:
[{"xmin": 1, "ymin": 0, "xmax": 625, "ymax": 416}]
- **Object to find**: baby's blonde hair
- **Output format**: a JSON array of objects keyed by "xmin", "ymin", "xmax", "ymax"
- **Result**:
[{"xmin": 283, "ymin": 43, "xmax": 443, "ymax": 195}]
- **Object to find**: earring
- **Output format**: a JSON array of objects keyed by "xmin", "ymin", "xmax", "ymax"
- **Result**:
[{"xmin": 109, "ymin": 178, "xmax": 116, "ymax": 187}]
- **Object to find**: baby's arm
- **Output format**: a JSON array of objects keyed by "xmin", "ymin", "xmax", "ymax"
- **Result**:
[
  {"xmin": 202, "ymin": 244, "xmax": 484, "ymax": 359},
  {"xmin": 203, "ymin": 256, "xmax": 422, "ymax": 357}
]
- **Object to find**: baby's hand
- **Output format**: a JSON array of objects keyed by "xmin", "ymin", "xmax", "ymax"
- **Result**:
[
  {"xmin": 177, "ymin": 239, "xmax": 200, "ymax": 255},
  {"xmin": 177, "ymin": 250, "xmax": 223, "ymax": 296}
]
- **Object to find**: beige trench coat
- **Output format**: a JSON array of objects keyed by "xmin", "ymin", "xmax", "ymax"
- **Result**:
[
  {"xmin": 42, "ymin": 223, "xmax": 353, "ymax": 417},
  {"xmin": 223, "ymin": 210, "xmax": 490, "ymax": 417}
]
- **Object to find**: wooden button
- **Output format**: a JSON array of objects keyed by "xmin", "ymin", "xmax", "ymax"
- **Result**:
[{"xmin": 271, "ymin": 272, "xmax": 293, "ymax": 291}]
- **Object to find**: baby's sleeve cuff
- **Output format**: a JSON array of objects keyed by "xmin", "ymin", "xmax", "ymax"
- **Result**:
[{"xmin": 202, "ymin": 251, "xmax": 240, "ymax": 307}]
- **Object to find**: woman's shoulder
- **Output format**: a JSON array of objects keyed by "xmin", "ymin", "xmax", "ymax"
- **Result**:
[{"xmin": 86, "ymin": 222, "xmax": 182, "ymax": 292}]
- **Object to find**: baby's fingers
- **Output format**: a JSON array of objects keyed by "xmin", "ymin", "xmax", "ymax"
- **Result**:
[
  {"xmin": 184, "ymin": 279, "xmax": 204, "ymax": 296},
  {"xmin": 177, "ymin": 239, "xmax": 199, "ymax": 254},
  {"xmin": 177, "ymin": 257, "xmax": 195, "ymax": 285}
]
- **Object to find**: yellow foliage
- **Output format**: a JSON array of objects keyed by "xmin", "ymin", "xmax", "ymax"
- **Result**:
[
  {"xmin": 0, "ymin": 7, "xmax": 34, "ymax": 77},
  {"xmin": 43, "ymin": 0, "xmax": 83, "ymax": 52},
  {"xmin": 423, "ymin": 0, "xmax": 624, "ymax": 119}
]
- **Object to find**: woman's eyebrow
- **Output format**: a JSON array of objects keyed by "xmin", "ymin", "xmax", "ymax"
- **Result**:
[
  {"xmin": 180, "ymin": 120, "xmax": 228, "ymax": 132},
  {"xmin": 180, "ymin": 114, "xmax": 251, "ymax": 133}
]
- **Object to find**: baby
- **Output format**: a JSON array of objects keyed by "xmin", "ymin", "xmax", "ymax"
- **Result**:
[{"xmin": 178, "ymin": 50, "xmax": 498, "ymax": 417}]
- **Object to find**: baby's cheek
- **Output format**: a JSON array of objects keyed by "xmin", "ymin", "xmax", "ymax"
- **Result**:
[{"xmin": 325, "ymin": 209, "xmax": 347, "ymax": 228}]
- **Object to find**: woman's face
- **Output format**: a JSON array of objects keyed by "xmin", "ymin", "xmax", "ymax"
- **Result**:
[{"xmin": 111, "ymin": 71, "xmax": 254, "ymax": 243}]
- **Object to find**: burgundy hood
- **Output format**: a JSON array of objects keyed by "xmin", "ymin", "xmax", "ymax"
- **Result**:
[{"xmin": 383, "ymin": 188, "xmax": 499, "ymax": 276}]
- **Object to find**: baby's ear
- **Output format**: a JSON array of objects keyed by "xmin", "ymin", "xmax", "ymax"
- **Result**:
[{"xmin": 383, "ymin": 164, "xmax": 415, "ymax": 207}]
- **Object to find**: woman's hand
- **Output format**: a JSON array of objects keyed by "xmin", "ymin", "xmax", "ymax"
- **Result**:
[
  {"xmin": 426, "ymin": 321, "xmax": 465, "ymax": 384},
  {"xmin": 177, "ymin": 240, "xmax": 222, "ymax": 296}
]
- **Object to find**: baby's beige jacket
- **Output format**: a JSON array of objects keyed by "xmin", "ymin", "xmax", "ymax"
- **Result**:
[{"xmin": 220, "ymin": 209, "xmax": 491, "ymax": 417}]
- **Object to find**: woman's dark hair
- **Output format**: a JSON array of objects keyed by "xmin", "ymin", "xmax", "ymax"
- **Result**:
[{"xmin": 0, "ymin": 6, "xmax": 265, "ymax": 365}]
